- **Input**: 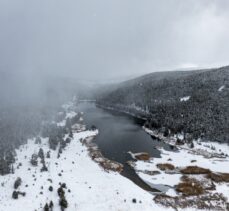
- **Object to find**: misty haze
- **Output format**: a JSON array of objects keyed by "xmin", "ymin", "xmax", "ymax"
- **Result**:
[{"xmin": 0, "ymin": 1, "xmax": 229, "ymax": 210}]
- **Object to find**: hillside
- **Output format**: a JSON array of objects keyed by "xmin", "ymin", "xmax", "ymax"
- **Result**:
[
  {"xmin": 0, "ymin": 71, "xmax": 96, "ymax": 175},
  {"xmin": 97, "ymin": 66, "xmax": 229, "ymax": 143},
  {"xmin": 0, "ymin": 101, "xmax": 173, "ymax": 211}
]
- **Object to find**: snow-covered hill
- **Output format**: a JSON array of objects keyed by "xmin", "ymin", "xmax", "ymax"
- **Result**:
[
  {"xmin": 1, "ymin": 100, "xmax": 228, "ymax": 211},
  {"xmin": 97, "ymin": 65, "xmax": 229, "ymax": 143},
  {"xmin": 0, "ymin": 103, "xmax": 171, "ymax": 211}
]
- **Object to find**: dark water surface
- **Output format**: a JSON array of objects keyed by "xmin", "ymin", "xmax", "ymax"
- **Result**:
[{"xmin": 77, "ymin": 102, "xmax": 172, "ymax": 192}]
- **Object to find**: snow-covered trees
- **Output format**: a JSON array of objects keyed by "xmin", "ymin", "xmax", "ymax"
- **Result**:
[
  {"xmin": 41, "ymin": 163, "xmax": 48, "ymax": 172},
  {"xmin": 57, "ymin": 184, "xmax": 69, "ymax": 210},
  {"xmin": 5, "ymin": 150, "xmax": 16, "ymax": 165},
  {"xmin": 14, "ymin": 177, "xmax": 22, "ymax": 189},
  {"xmin": 0, "ymin": 158, "xmax": 11, "ymax": 175},
  {"xmin": 65, "ymin": 118, "xmax": 72, "ymax": 130},
  {"xmin": 12, "ymin": 191, "xmax": 18, "ymax": 199},
  {"xmin": 35, "ymin": 137, "xmax": 41, "ymax": 144},
  {"xmin": 49, "ymin": 137, "xmax": 59, "ymax": 150},
  {"xmin": 97, "ymin": 67, "xmax": 229, "ymax": 143},
  {"xmin": 91, "ymin": 125, "xmax": 97, "ymax": 131},
  {"xmin": 0, "ymin": 149, "xmax": 16, "ymax": 175},
  {"xmin": 30, "ymin": 153, "xmax": 38, "ymax": 166},
  {"xmin": 44, "ymin": 203, "xmax": 49, "ymax": 211},
  {"xmin": 12, "ymin": 190, "xmax": 25, "ymax": 199},
  {"xmin": 59, "ymin": 197, "xmax": 68, "ymax": 211},
  {"xmin": 38, "ymin": 148, "xmax": 45, "ymax": 160}
]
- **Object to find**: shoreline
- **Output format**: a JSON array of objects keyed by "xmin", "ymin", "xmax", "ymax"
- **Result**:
[{"xmin": 96, "ymin": 103, "xmax": 149, "ymax": 121}]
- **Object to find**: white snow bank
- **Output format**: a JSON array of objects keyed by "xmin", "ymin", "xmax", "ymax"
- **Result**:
[
  {"xmin": 218, "ymin": 85, "xmax": 225, "ymax": 92},
  {"xmin": 0, "ymin": 130, "xmax": 172, "ymax": 211},
  {"xmin": 57, "ymin": 111, "xmax": 78, "ymax": 127},
  {"xmin": 180, "ymin": 96, "xmax": 190, "ymax": 102},
  {"xmin": 132, "ymin": 141, "xmax": 229, "ymax": 198}
]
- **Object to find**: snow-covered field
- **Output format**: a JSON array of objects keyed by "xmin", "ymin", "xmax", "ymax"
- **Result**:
[
  {"xmin": 129, "ymin": 136, "xmax": 229, "ymax": 209},
  {"xmin": 132, "ymin": 143, "xmax": 229, "ymax": 193},
  {"xmin": 1, "ymin": 100, "xmax": 228, "ymax": 211},
  {"xmin": 0, "ymin": 127, "xmax": 171, "ymax": 211}
]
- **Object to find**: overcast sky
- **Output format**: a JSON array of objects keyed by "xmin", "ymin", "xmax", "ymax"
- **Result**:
[{"xmin": 0, "ymin": 0, "xmax": 229, "ymax": 81}]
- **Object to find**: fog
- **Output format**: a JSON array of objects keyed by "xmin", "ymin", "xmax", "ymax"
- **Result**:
[{"xmin": 0, "ymin": 0, "xmax": 229, "ymax": 105}]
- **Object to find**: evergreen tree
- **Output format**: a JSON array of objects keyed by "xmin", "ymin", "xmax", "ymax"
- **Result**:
[
  {"xmin": 0, "ymin": 158, "xmax": 10, "ymax": 175},
  {"xmin": 12, "ymin": 191, "xmax": 18, "ymax": 199},
  {"xmin": 69, "ymin": 130, "xmax": 73, "ymax": 138},
  {"xmin": 44, "ymin": 203, "xmax": 49, "ymax": 211},
  {"xmin": 41, "ymin": 163, "xmax": 48, "ymax": 172},
  {"xmin": 5, "ymin": 150, "xmax": 16, "ymax": 165},
  {"xmin": 30, "ymin": 153, "xmax": 38, "ymax": 166},
  {"xmin": 38, "ymin": 148, "xmax": 45, "ymax": 160},
  {"xmin": 35, "ymin": 137, "xmax": 42, "ymax": 144},
  {"xmin": 14, "ymin": 177, "xmax": 22, "ymax": 189},
  {"xmin": 65, "ymin": 118, "xmax": 72, "ymax": 130},
  {"xmin": 49, "ymin": 136, "xmax": 58, "ymax": 150},
  {"xmin": 49, "ymin": 201, "xmax": 54, "ymax": 210},
  {"xmin": 59, "ymin": 196, "xmax": 68, "ymax": 211}
]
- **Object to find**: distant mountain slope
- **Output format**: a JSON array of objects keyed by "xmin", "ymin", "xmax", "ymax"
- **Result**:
[
  {"xmin": 0, "ymin": 73, "xmax": 93, "ymax": 173},
  {"xmin": 97, "ymin": 66, "xmax": 229, "ymax": 143}
]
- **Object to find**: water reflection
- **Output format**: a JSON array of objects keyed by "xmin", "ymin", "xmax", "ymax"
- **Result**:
[{"xmin": 77, "ymin": 102, "xmax": 173, "ymax": 192}]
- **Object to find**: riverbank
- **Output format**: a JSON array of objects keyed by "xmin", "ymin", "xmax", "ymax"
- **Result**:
[
  {"xmin": 81, "ymin": 135, "xmax": 124, "ymax": 172},
  {"xmin": 127, "ymin": 127, "xmax": 229, "ymax": 210},
  {"xmin": 96, "ymin": 103, "xmax": 148, "ymax": 120},
  {"xmin": 78, "ymin": 102, "xmax": 177, "ymax": 192},
  {"xmin": 92, "ymin": 102, "xmax": 229, "ymax": 209}
]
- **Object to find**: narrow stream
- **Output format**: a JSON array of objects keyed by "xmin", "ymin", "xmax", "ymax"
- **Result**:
[{"xmin": 77, "ymin": 102, "xmax": 172, "ymax": 192}]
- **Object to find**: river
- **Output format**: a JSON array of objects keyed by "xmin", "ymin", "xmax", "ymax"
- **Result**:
[{"xmin": 77, "ymin": 102, "xmax": 173, "ymax": 192}]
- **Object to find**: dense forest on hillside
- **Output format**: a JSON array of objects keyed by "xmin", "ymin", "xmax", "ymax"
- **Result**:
[
  {"xmin": 97, "ymin": 66, "xmax": 229, "ymax": 143},
  {"xmin": 0, "ymin": 73, "xmax": 84, "ymax": 175}
]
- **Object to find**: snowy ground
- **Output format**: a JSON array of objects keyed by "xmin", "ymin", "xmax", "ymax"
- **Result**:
[
  {"xmin": 129, "ymin": 134, "xmax": 229, "ymax": 209},
  {"xmin": 132, "ymin": 143, "xmax": 229, "ymax": 193},
  {"xmin": 1, "ymin": 100, "xmax": 228, "ymax": 210},
  {"xmin": 0, "ymin": 108, "xmax": 172, "ymax": 211}
]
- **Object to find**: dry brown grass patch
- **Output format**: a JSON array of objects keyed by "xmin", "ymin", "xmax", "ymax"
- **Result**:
[
  {"xmin": 180, "ymin": 166, "xmax": 211, "ymax": 174},
  {"xmin": 135, "ymin": 153, "xmax": 150, "ymax": 161},
  {"xmin": 138, "ymin": 170, "xmax": 161, "ymax": 176},
  {"xmin": 176, "ymin": 180, "xmax": 205, "ymax": 196},
  {"xmin": 181, "ymin": 175, "xmax": 215, "ymax": 191},
  {"xmin": 99, "ymin": 160, "xmax": 123, "ymax": 172},
  {"xmin": 156, "ymin": 163, "xmax": 175, "ymax": 171},
  {"xmin": 154, "ymin": 193, "xmax": 228, "ymax": 210},
  {"xmin": 206, "ymin": 172, "xmax": 229, "ymax": 183}
]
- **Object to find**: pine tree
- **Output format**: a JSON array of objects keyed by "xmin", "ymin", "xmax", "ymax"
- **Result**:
[
  {"xmin": 65, "ymin": 118, "xmax": 72, "ymax": 130},
  {"xmin": 12, "ymin": 191, "xmax": 18, "ymax": 199},
  {"xmin": 0, "ymin": 158, "xmax": 10, "ymax": 175},
  {"xmin": 5, "ymin": 150, "xmax": 15, "ymax": 165},
  {"xmin": 57, "ymin": 187, "xmax": 65, "ymax": 197},
  {"xmin": 44, "ymin": 203, "xmax": 49, "ymax": 211},
  {"xmin": 30, "ymin": 153, "xmax": 38, "ymax": 166},
  {"xmin": 35, "ymin": 137, "xmax": 42, "ymax": 144},
  {"xmin": 69, "ymin": 130, "xmax": 73, "ymax": 138},
  {"xmin": 41, "ymin": 163, "xmax": 48, "ymax": 172},
  {"xmin": 49, "ymin": 200, "xmax": 54, "ymax": 210},
  {"xmin": 14, "ymin": 177, "xmax": 22, "ymax": 189},
  {"xmin": 11, "ymin": 164, "xmax": 14, "ymax": 174},
  {"xmin": 49, "ymin": 136, "xmax": 58, "ymax": 150},
  {"xmin": 38, "ymin": 148, "xmax": 44, "ymax": 160},
  {"xmin": 59, "ymin": 196, "xmax": 68, "ymax": 211}
]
